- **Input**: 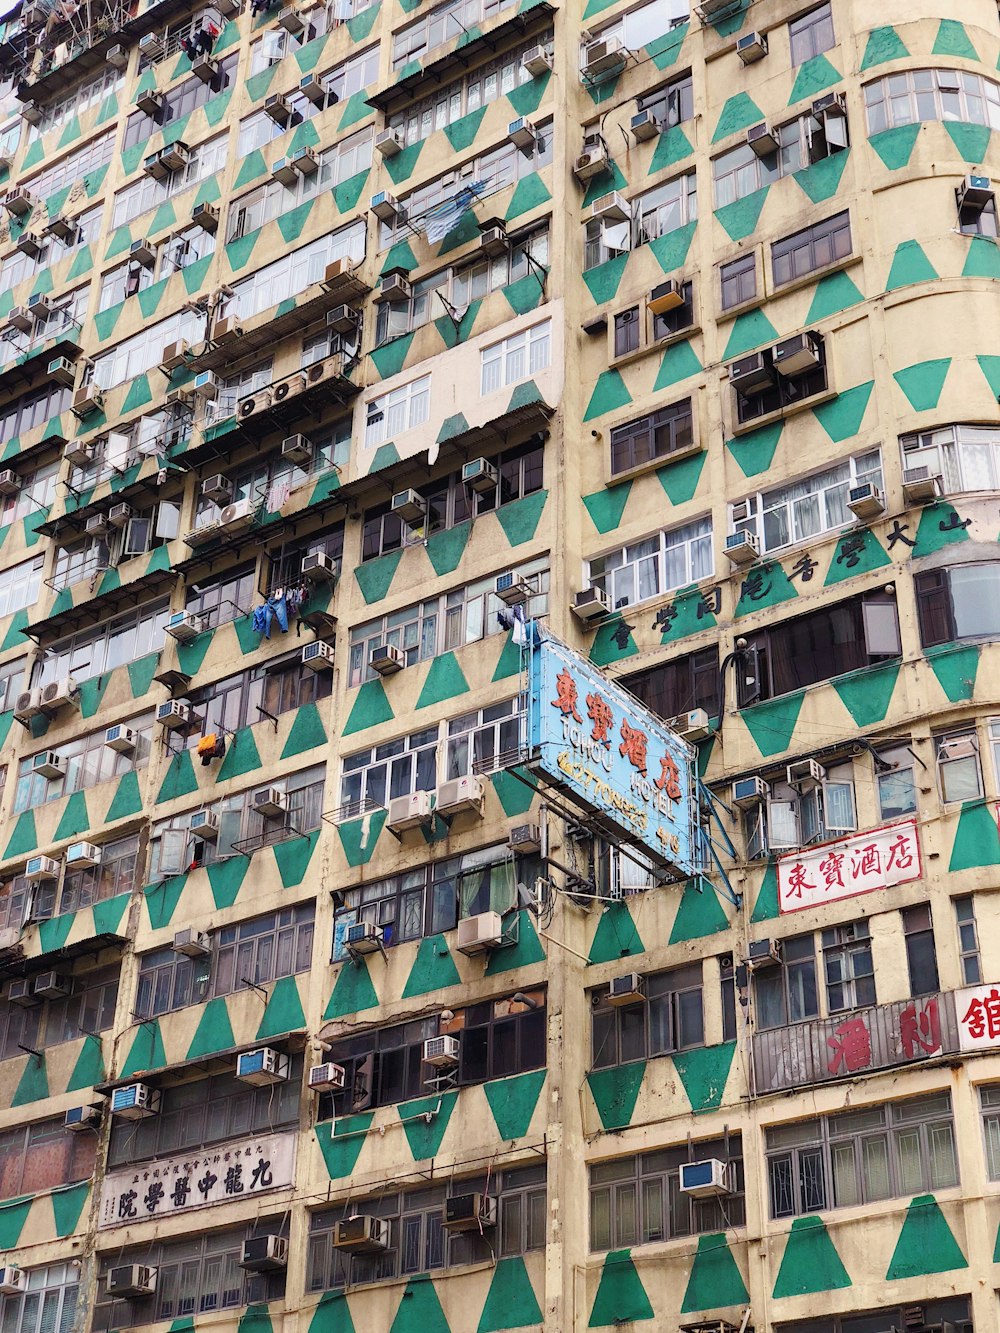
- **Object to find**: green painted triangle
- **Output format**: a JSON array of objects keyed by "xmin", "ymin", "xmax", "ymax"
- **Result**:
[
  {"xmin": 583, "ymin": 252, "xmax": 629, "ymax": 305},
  {"xmin": 67, "ymin": 244, "xmax": 94, "ymax": 281},
  {"xmin": 507, "ymin": 69, "xmax": 550, "ymax": 117},
  {"xmin": 583, "ymin": 482, "xmax": 631, "ymax": 534},
  {"xmin": 773, "ymin": 1215, "xmax": 852, "ymax": 1296},
  {"xmin": 583, "ymin": 370, "xmax": 630, "ymax": 421},
  {"xmin": 97, "ymin": 567, "xmax": 122, "ymax": 597},
  {"xmin": 861, "ymin": 26, "xmax": 908, "ymax": 70},
  {"xmin": 443, "ymin": 106, "xmax": 487, "ymax": 153},
  {"xmin": 93, "ymin": 893, "xmax": 129, "ymax": 937},
  {"xmin": 646, "ymin": 20, "xmax": 688, "ymax": 69},
  {"xmin": 673, "ymin": 1041, "xmax": 736, "ymax": 1113},
  {"xmin": 156, "ymin": 748, "xmax": 199, "ymax": 802},
  {"xmin": 912, "ymin": 501, "xmax": 971, "ymax": 557},
  {"xmin": 235, "ymin": 148, "xmax": 268, "ymax": 190},
  {"xmin": 653, "ymin": 338, "xmax": 701, "ymax": 392},
  {"xmin": 649, "ymin": 124, "xmax": 694, "ymax": 174},
  {"xmin": 494, "ymin": 490, "xmax": 547, "ymax": 547},
  {"xmin": 589, "ymin": 1249, "xmax": 654, "ymax": 1325},
  {"xmin": 145, "ymin": 875, "xmax": 187, "ymax": 929},
  {"xmin": 964, "ymin": 238, "xmax": 1000, "ymax": 280},
  {"xmin": 401, "ymin": 933, "xmax": 461, "ymax": 998},
  {"xmin": 206, "ymin": 856, "xmax": 250, "ymax": 909},
  {"xmin": 389, "ymin": 1277, "xmax": 451, "ymax": 1333},
  {"xmin": 38, "ymin": 914, "xmax": 75, "ymax": 959},
  {"xmin": 309, "ymin": 1291, "xmax": 355, "ymax": 1333},
  {"xmin": 256, "ymin": 975, "xmax": 306, "ymax": 1039},
  {"xmin": 434, "ymin": 298, "xmax": 481, "ymax": 349},
  {"xmin": 502, "ymin": 271, "xmax": 546, "ymax": 314},
  {"xmin": 0, "ymin": 609, "xmax": 30, "ymax": 654},
  {"xmin": 589, "ymin": 901, "xmax": 644, "ymax": 963},
  {"xmin": 127, "ymin": 650, "xmax": 160, "ymax": 698},
  {"xmin": 492, "ymin": 631, "xmax": 524, "ymax": 681},
  {"xmin": 226, "ymin": 228, "xmax": 261, "ymax": 273},
  {"xmin": 944, "ymin": 120, "xmax": 991, "ymax": 165},
  {"xmin": 505, "ymin": 171, "xmax": 551, "ymax": 222},
  {"xmin": 0, "ymin": 1198, "xmax": 32, "ymax": 1250},
  {"xmin": 337, "ymin": 90, "xmax": 374, "ymax": 132},
  {"xmin": 812, "ymin": 380, "xmax": 874, "ymax": 442},
  {"xmin": 383, "ymin": 139, "xmax": 424, "ymax": 185},
  {"xmin": 437, "ymin": 209, "xmax": 482, "ymax": 256},
  {"xmin": 582, "ymin": 162, "xmax": 627, "ymax": 209},
  {"xmin": 734, "ymin": 561, "xmax": 798, "ymax": 617},
  {"xmin": 217, "ymin": 726, "xmax": 263, "ymax": 780},
  {"xmin": 122, "ymin": 372, "xmax": 154, "ymax": 414},
  {"xmin": 658, "ymin": 451, "xmax": 706, "ymax": 505},
  {"xmin": 315, "ymin": 1113, "xmax": 373, "ymax": 1179},
  {"xmin": 181, "ymin": 252, "xmax": 213, "ymax": 294},
  {"xmin": 740, "ymin": 692, "xmax": 805, "ymax": 757},
  {"xmin": 893, "ymin": 358, "xmax": 951, "ymax": 411},
  {"xmin": 681, "ymin": 1232, "xmax": 750, "ymax": 1313},
  {"xmin": 11, "ymin": 1053, "xmax": 48, "ymax": 1105},
  {"xmin": 94, "ymin": 300, "xmax": 125, "ymax": 342},
  {"xmin": 51, "ymin": 1181, "xmax": 90, "ymax": 1237},
  {"xmin": 67, "ymin": 1031, "xmax": 106, "ymax": 1091},
  {"xmin": 324, "ymin": 958, "xmax": 379, "ymax": 1019},
  {"xmin": 751, "ymin": 862, "xmax": 779, "ymax": 922},
  {"xmin": 272, "ymin": 830, "xmax": 319, "ymax": 888},
  {"xmin": 477, "ymin": 1255, "xmax": 542, "ymax": 1330},
  {"xmin": 120, "ymin": 1019, "xmax": 167, "ymax": 1078},
  {"xmin": 490, "ymin": 767, "xmax": 537, "ymax": 817},
  {"xmin": 105, "ymin": 224, "xmax": 133, "ymax": 260},
  {"xmin": 54, "ymin": 789, "xmax": 90, "ymax": 841},
  {"xmin": 343, "ymin": 678, "xmax": 394, "ymax": 735},
  {"xmin": 792, "ymin": 147, "xmax": 849, "ymax": 204},
  {"xmin": 31, "ymin": 266, "xmax": 53, "ymax": 297},
  {"xmin": 276, "ymin": 197, "xmax": 314, "ymax": 243},
  {"xmin": 237, "ymin": 1304, "xmax": 273, "ymax": 1333},
  {"xmin": 485, "ymin": 909, "xmax": 545, "ymax": 973},
  {"xmin": 586, "ymin": 1063, "xmax": 646, "ymax": 1132},
  {"xmin": 723, "ymin": 307, "xmax": 779, "ymax": 359},
  {"xmin": 336, "ymin": 810, "xmax": 388, "ymax": 867},
  {"xmin": 714, "ymin": 185, "xmax": 769, "ymax": 241},
  {"xmin": 886, "ymin": 239, "xmax": 938, "ymax": 290},
  {"xmin": 289, "ymin": 119, "xmax": 320, "ymax": 155},
  {"xmin": 648, "ymin": 218, "xmax": 696, "ymax": 273},
  {"xmin": 588, "ymin": 614, "xmax": 638, "ymax": 667},
  {"xmin": 176, "ymin": 629, "xmax": 213, "ymax": 677},
  {"xmin": 659, "ymin": 585, "xmax": 714, "ymax": 644},
  {"xmin": 346, "ymin": 0, "xmax": 379, "ymax": 38},
  {"xmin": 868, "ymin": 123, "xmax": 920, "ymax": 170},
  {"xmin": 824, "ymin": 527, "xmax": 891, "ymax": 585},
  {"xmin": 788, "ymin": 53, "xmax": 841, "ymax": 105},
  {"xmin": 806, "ymin": 269, "xmax": 863, "ymax": 322},
  {"xmin": 3, "ymin": 809, "xmax": 37, "ymax": 859},
  {"xmin": 186, "ymin": 997, "xmax": 236, "ymax": 1059},
  {"xmin": 245, "ymin": 65, "xmax": 279, "ymax": 102},
  {"xmin": 415, "ymin": 652, "xmax": 469, "ymax": 709},
  {"xmin": 926, "ymin": 643, "xmax": 979, "ymax": 703},
  {"xmin": 949, "ymin": 801, "xmax": 1000, "ymax": 872},
  {"xmin": 281, "ymin": 702, "xmax": 327, "ymax": 758},
  {"xmin": 194, "ymin": 173, "xmax": 222, "ymax": 208},
  {"xmin": 148, "ymin": 199, "xmax": 177, "ymax": 237},
  {"xmin": 213, "ymin": 18, "xmax": 240, "ymax": 53},
  {"xmin": 370, "ymin": 332, "xmax": 414, "ymax": 379},
  {"xmin": 293, "ymin": 31, "xmax": 328, "ymax": 73},
  {"xmin": 399, "ymin": 1089, "xmax": 458, "ymax": 1160},
  {"xmin": 483, "ymin": 1069, "xmax": 546, "ymax": 1141},
  {"xmin": 886, "ymin": 1194, "xmax": 968, "ymax": 1279},
  {"xmin": 712, "ymin": 92, "xmax": 764, "ymax": 143},
  {"xmin": 932, "ymin": 18, "xmax": 977, "ymax": 60},
  {"xmin": 669, "ymin": 879, "xmax": 728, "ymax": 942}
]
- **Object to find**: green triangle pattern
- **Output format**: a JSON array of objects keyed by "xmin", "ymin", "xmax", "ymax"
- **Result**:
[
  {"xmin": 681, "ymin": 1232, "xmax": 750, "ymax": 1313},
  {"xmin": 315, "ymin": 1113, "xmax": 373, "ymax": 1179},
  {"xmin": 483, "ymin": 1069, "xmax": 546, "ymax": 1141},
  {"xmin": 772, "ymin": 1215, "xmax": 852, "ymax": 1296},
  {"xmin": 256, "ymin": 976, "xmax": 306, "ymax": 1039},
  {"xmin": 589, "ymin": 901, "xmax": 644, "ymax": 963},
  {"xmin": 399, "ymin": 1090, "xmax": 458, "ymax": 1160},
  {"xmin": 401, "ymin": 934, "xmax": 461, "ymax": 998},
  {"xmin": 588, "ymin": 1249, "xmax": 654, "ymax": 1325},
  {"xmin": 673, "ymin": 1041, "xmax": 736, "ymax": 1113},
  {"xmin": 186, "ymin": 997, "xmax": 236, "ymax": 1059},
  {"xmin": 477, "ymin": 1256, "xmax": 543, "ymax": 1331},
  {"xmin": 324, "ymin": 959, "xmax": 379, "ymax": 1019},
  {"xmin": 885, "ymin": 1194, "xmax": 968, "ymax": 1279}
]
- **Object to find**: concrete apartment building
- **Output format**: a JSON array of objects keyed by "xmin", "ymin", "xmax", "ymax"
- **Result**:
[{"xmin": 0, "ymin": 0, "xmax": 996, "ymax": 1327}]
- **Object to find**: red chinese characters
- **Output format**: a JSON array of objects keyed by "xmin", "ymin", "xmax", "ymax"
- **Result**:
[
  {"xmin": 619, "ymin": 720, "xmax": 649, "ymax": 776},
  {"xmin": 899, "ymin": 998, "xmax": 942, "ymax": 1059},
  {"xmin": 777, "ymin": 820, "xmax": 921, "ymax": 914},
  {"xmin": 586, "ymin": 692, "xmax": 614, "ymax": 746},
  {"xmin": 961, "ymin": 987, "xmax": 1000, "ymax": 1043},
  {"xmin": 826, "ymin": 1016, "xmax": 872, "ymax": 1075},
  {"xmin": 551, "ymin": 667, "xmax": 582, "ymax": 722}
]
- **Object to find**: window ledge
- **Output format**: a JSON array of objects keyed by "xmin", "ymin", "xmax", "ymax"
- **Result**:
[
  {"xmin": 608, "ymin": 444, "xmax": 703, "ymax": 487},
  {"xmin": 769, "ymin": 253, "xmax": 861, "ymax": 305},
  {"xmin": 728, "ymin": 383, "xmax": 838, "ymax": 438},
  {"xmin": 609, "ymin": 322, "xmax": 701, "ymax": 372}
]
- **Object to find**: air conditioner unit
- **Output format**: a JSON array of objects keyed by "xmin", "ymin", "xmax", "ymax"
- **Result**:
[
  {"xmin": 236, "ymin": 1047, "xmax": 289, "ymax": 1086},
  {"xmin": 65, "ymin": 439, "xmax": 95, "ymax": 468},
  {"xmin": 724, "ymin": 531, "xmax": 760, "ymax": 566},
  {"xmin": 334, "ymin": 1216, "xmax": 390, "ymax": 1252},
  {"xmin": 7, "ymin": 306, "xmax": 33, "ymax": 333},
  {"xmin": 193, "ymin": 371, "xmax": 219, "ymax": 400},
  {"xmin": 189, "ymin": 810, "xmax": 219, "ymax": 840},
  {"xmin": 109, "ymin": 1083, "xmax": 161, "ymax": 1120},
  {"xmin": 31, "ymin": 750, "xmax": 64, "ymax": 780},
  {"xmin": 218, "ymin": 498, "xmax": 257, "ymax": 532},
  {"xmin": 27, "ymin": 293, "xmax": 51, "ymax": 318},
  {"xmin": 20, "ymin": 102, "xmax": 43, "ymax": 126},
  {"xmin": 698, "ymin": 0, "xmax": 740, "ymax": 17},
  {"xmin": 192, "ymin": 54, "xmax": 217, "ymax": 82},
  {"xmin": 786, "ymin": 758, "xmax": 825, "ymax": 792},
  {"xmin": 509, "ymin": 823, "xmax": 542, "ymax": 854},
  {"xmin": 582, "ymin": 36, "xmax": 626, "ymax": 78},
  {"xmin": 630, "ymin": 109, "xmax": 660, "ymax": 141},
  {"xmin": 159, "ymin": 143, "xmax": 190, "ymax": 172},
  {"xmin": 130, "ymin": 237, "xmax": 156, "ymax": 268},
  {"xmin": 0, "ymin": 1269, "xmax": 23, "ymax": 1296},
  {"xmin": 290, "ymin": 147, "xmax": 318, "ymax": 176},
  {"xmin": 375, "ymin": 126, "xmax": 403, "ymax": 157},
  {"xmin": 143, "ymin": 150, "xmax": 169, "ymax": 180},
  {"xmin": 43, "ymin": 215, "xmax": 79, "ymax": 244},
  {"xmin": 65, "ymin": 1104, "xmax": 102, "ymax": 1131},
  {"xmin": 301, "ymin": 550, "xmax": 338, "ymax": 582},
  {"xmin": 135, "ymin": 87, "xmax": 163, "ymax": 116},
  {"xmin": 729, "ymin": 350, "xmax": 774, "ymax": 393},
  {"xmin": 173, "ymin": 927, "xmax": 211, "ymax": 957},
  {"xmin": 33, "ymin": 970, "xmax": 72, "ymax": 1000},
  {"xmin": 0, "ymin": 470, "xmax": 17, "ymax": 497},
  {"xmin": 572, "ymin": 586, "xmax": 610, "ymax": 623},
  {"xmin": 107, "ymin": 502, "xmax": 132, "ymax": 529},
  {"xmin": 748, "ymin": 938, "xmax": 782, "ymax": 966},
  {"xmin": 344, "ymin": 921, "xmax": 383, "ymax": 954},
  {"xmin": 3, "ymin": 190, "xmax": 34, "ymax": 217},
  {"xmin": 387, "ymin": 790, "xmax": 432, "ymax": 831},
  {"xmin": 478, "ymin": 225, "xmax": 509, "ymax": 257},
  {"xmin": 47, "ymin": 356, "xmax": 76, "ymax": 386},
  {"xmin": 521, "ymin": 46, "xmax": 552, "ymax": 76},
  {"xmin": 590, "ymin": 191, "xmax": 630, "ymax": 223},
  {"xmin": 462, "ymin": 457, "xmax": 498, "ymax": 494},
  {"xmin": 369, "ymin": 190, "xmax": 401, "ymax": 222},
  {"xmin": 278, "ymin": 3, "xmax": 304, "ymax": 30},
  {"xmin": 376, "ymin": 272, "xmax": 412, "ymax": 304},
  {"xmin": 436, "ymin": 776, "xmax": 485, "ymax": 817},
  {"xmin": 211, "ymin": 316, "xmax": 243, "ymax": 345},
  {"xmin": 200, "ymin": 474, "xmax": 232, "ymax": 505},
  {"xmin": 300, "ymin": 73, "xmax": 326, "ymax": 105},
  {"xmin": 15, "ymin": 232, "xmax": 43, "ymax": 259},
  {"xmin": 736, "ymin": 30, "xmax": 767, "ymax": 62},
  {"xmin": 138, "ymin": 31, "xmax": 164, "ymax": 57},
  {"xmin": 456, "ymin": 910, "xmax": 504, "ymax": 956},
  {"xmin": 104, "ymin": 724, "xmax": 136, "ymax": 755},
  {"xmin": 7, "ymin": 978, "xmax": 36, "ymax": 1007},
  {"xmin": 159, "ymin": 339, "xmax": 190, "ymax": 372},
  {"xmin": 573, "ymin": 147, "xmax": 609, "ymax": 181},
  {"xmin": 237, "ymin": 390, "xmax": 273, "ymax": 421},
  {"xmin": 308, "ymin": 1062, "xmax": 347, "ymax": 1091},
  {"xmin": 240, "ymin": 1236, "xmax": 287, "ymax": 1272},
  {"xmin": 72, "ymin": 386, "xmax": 104, "ymax": 418},
  {"xmin": 902, "ymin": 466, "xmax": 943, "ymax": 504},
  {"xmin": 65, "ymin": 841, "xmax": 101, "ymax": 868},
  {"xmin": 773, "ymin": 331, "xmax": 822, "ymax": 377},
  {"xmin": 847, "ymin": 483, "xmax": 885, "ymax": 520},
  {"xmin": 733, "ymin": 776, "xmax": 769, "ymax": 809},
  {"xmin": 253, "ymin": 788, "xmax": 286, "ymax": 818},
  {"xmin": 326, "ymin": 303, "xmax": 360, "ymax": 334},
  {"xmin": 25, "ymin": 855, "xmax": 59, "ymax": 882},
  {"xmin": 157, "ymin": 699, "xmax": 193, "ymax": 730},
  {"xmin": 423, "ymin": 1035, "xmax": 460, "ymax": 1068},
  {"xmin": 679, "ymin": 1158, "xmax": 732, "ymax": 1198},
  {"xmin": 444, "ymin": 1193, "xmax": 496, "ymax": 1231},
  {"xmin": 608, "ymin": 972, "xmax": 644, "ymax": 1006},
  {"xmin": 272, "ymin": 373, "xmax": 307, "ymax": 406},
  {"xmin": 648, "ymin": 278, "xmax": 685, "ymax": 315},
  {"xmin": 192, "ymin": 201, "xmax": 218, "ymax": 232},
  {"xmin": 495, "ymin": 572, "xmax": 533, "ymax": 606},
  {"xmin": 41, "ymin": 678, "xmax": 78, "ymax": 712},
  {"xmin": 747, "ymin": 122, "xmax": 779, "ymax": 157},
  {"xmin": 370, "ymin": 642, "xmax": 405, "ymax": 675},
  {"xmin": 13, "ymin": 689, "xmax": 44, "ymax": 723},
  {"xmin": 107, "ymin": 1265, "xmax": 157, "ymax": 1297},
  {"xmin": 507, "ymin": 116, "xmax": 536, "ymax": 150},
  {"xmin": 302, "ymin": 641, "xmax": 334, "ymax": 672},
  {"xmin": 957, "ymin": 174, "xmax": 993, "ymax": 211},
  {"xmin": 669, "ymin": 708, "xmax": 711, "ymax": 742},
  {"xmin": 811, "ymin": 91, "xmax": 847, "ymax": 120},
  {"xmin": 106, "ymin": 43, "xmax": 128, "ymax": 68},
  {"xmin": 391, "ymin": 488, "xmax": 426, "ymax": 525},
  {"xmin": 86, "ymin": 513, "xmax": 110, "ymax": 537}
]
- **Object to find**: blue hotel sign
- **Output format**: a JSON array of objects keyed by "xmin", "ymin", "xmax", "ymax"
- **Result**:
[{"xmin": 526, "ymin": 634, "xmax": 698, "ymax": 877}]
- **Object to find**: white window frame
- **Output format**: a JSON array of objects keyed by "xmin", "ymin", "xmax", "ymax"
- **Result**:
[
  {"xmin": 365, "ymin": 375, "xmax": 431, "ymax": 446},
  {"xmin": 480, "ymin": 321, "xmax": 551, "ymax": 395},
  {"xmin": 730, "ymin": 450, "xmax": 883, "ymax": 555},
  {"xmin": 587, "ymin": 518, "xmax": 713, "ymax": 610}
]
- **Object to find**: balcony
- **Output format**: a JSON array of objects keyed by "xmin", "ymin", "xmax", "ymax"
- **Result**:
[{"xmin": 752, "ymin": 991, "xmax": 959, "ymax": 1095}]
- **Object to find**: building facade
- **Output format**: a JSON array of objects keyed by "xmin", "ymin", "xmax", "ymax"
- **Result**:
[{"xmin": 0, "ymin": 0, "xmax": 996, "ymax": 1329}]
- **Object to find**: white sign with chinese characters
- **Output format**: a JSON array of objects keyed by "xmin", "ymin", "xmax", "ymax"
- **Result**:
[
  {"xmin": 777, "ymin": 819, "xmax": 922, "ymax": 914},
  {"xmin": 957, "ymin": 983, "xmax": 1000, "ymax": 1051},
  {"xmin": 99, "ymin": 1131, "xmax": 296, "ymax": 1229}
]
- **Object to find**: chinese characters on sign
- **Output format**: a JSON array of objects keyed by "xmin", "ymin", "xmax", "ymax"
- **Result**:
[
  {"xmin": 527, "ymin": 635, "xmax": 698, "ymax": 876},
  {"xmin": 99, "ymin": 1132, "xmax": 295, "ymax": 1229},
  {"xmin": 957, "ymin": 983, "xmax": 1000, "ymax": 1052},
  {"xmin": 777, "ymin": 819, "xmax": 921, "ymax": 914}
]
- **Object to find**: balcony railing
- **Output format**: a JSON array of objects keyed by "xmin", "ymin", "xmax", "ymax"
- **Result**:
[{"xmin": 752, "ymin": 991, "xmax": 959, "ymax": 1095}]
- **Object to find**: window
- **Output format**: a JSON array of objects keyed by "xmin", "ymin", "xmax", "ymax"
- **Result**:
[
  {"xmin": 915, "ymin": 564, "xmax": 1000, "ymax": 649},
  {"xmin": 614, "ymin": 307, "xmax": 640, "ymax": 358},
  {"xmin": 955, "ymin": 896, "xmax": 981, "ymax": 984},
  {"xmin": 108, "ymin": 1061, "xmax": 301, "ymax": 1168},
  {"xmin": 22, "ymin": 131, "xmax": 115, "ymax": 202},
  {"xmin": 33, "ymin": 600, "xmax": 170, "ymax": 689},
  {"xmin": 94, "ymin": 1224, "xmax": 285, "ymax": 1332},
  {"xmin": 591, "ymin": 965, "xmax": 703, "ymax": 1069},
  {"xmin": 0, "ymin": 660, "xmax": 25, "ymax": 715},
  {"xmin": 766, "ymin": 1093, "xmax": 957, "ymax": 1218},
  {"xmin": 227, "ymin": 220, "xmax": 365, "ymax": 322},
  {"xmin": 712, "ymin": 106, "xmax": 849, "ymax": 208},
  {"xmin": 445, "ymin": 699, "xmax": 524, "ymax": 778},
  {"xmin": 0, "ymin": 289, "xmax": 89, "ymax": 373},
  {"xmin": 742, "ymin": 764, "xmax": 857, "ymax": 861},
  {"xmin": 934, "ymin": 729, "xmax": 982, "ymax": 804},
  {"xmin": 0, "ymin": 1263, "xmax": 79, "ymax": 1333},
  {"xmin": 340, "ymin": 728, "xmax": 437, "ymax": 817},
  {"xmin": 52, "ymin": 502, "xmax": 180, "ymax": 588},
  {"xmin": 610, "ymin": 398, "xmax": 694, "ymax": 476},
  {"xmin": 198, "ymin": 360, "xmax": 273, "ymax": 430},
  {"xmin": 392, "ymin": 0, "xmax": 519, "ymax": 67},
  {"xmin": 136, "ymin": 945, "xmax": 211, "ymax": 1019},
  {"xmin": 772, "ymin": 211, "xmax": 851, "ymax": 286},
  {"xmin": 0, "ymin": 1120, "xmax": 95, "ymax": 1201},
  {"xmin": 637, "ymin": 70, "xmax": 693, "ymax": 129},
  {"xmin": 875, "ymin": 741, "xmax": 917, "ymax": 820},
  {"xmin": 732, "ymin": 333, "xmax": 829, "ymax": 426},
  {"xmin": 307, "ymin": 1164, "xmax": 546, "ymax": 1291},
  {"xmin": 902, "ymin": 423, "xmax": 1000, "ymax": 494},
  {"xmin": 720, "ymin": 253, "xmax": 756, "ymax": 310},
  {"xmin": 780, "ymin": 1303, "xmax": 972, "ymax": 1333},
  {"xmin": 736, "ymin": 590, "xmax": 901, "ymax": 705},
  {"xmin": 365, "ymin": 374, "xmax": 430, "ymax": 446},
  {"xmin": 0, "ymin": 964, "xmax": 119, "ymax": 1056},
  {"xmin": 788, "ymin": 3, "xmax": 834, "ymax": 65},
  {"xmin": 93, "ymin": 309, "xmax": 207, "ymax": 390},
  {"xmin": 902, "ymin": 904, "xmax": 939, "ymax": 997},
  {"xmin": 823, "ymin": 921, "xmax": 875, "ymax": 1012},
  {"xmin": 122, "ymin": 55, "xmax": 239, "ymax": 148},
  {"xmin": 623, "ymin": 648, "xmax": 722, "ymax": 723},
  {"xmin": 588, "ymin": 519, "xmax": 713, "ymax": 610},
  {"xmin": 226, "ymin": 130, "xmax": 373, "ymax": 241},
  {"xmin": 18, "ymin": 833, "xmax": 142, "ymax": 923},
  {"xmin": 754, "ymin": 937, "xmax": 818, "ymax": 1030},
  {"xmin": 186, "ymin": 659, "xmax": 332, "ymax": 742},
  {"xmin": 980, "ymin": 1085, "xmax": 1000, "ymax": 1180},
  {"xmin": 589, "ymin": 1136, "xmax": 744, "ymax": 1252},
  {"xmin": 481, "ymin": 321, "xmax": 551, "ymax": 394},
  {"xmin": 0, "ymin": 556, "xmax": 42, "ymax": 620},
  {"xmin": 720, "ymin": 956, "xmax": 737, "ymax": 1042},
  {"xmin": 958, "ymin": 186, "xmax": 998, "ymax": 238},
  {"xmin": 585, "ymin": 172, "xmax": 696, "ymax": 270},
  {"xmin": 0, "ymin": 462, "xmax": 58, "ymax": 526},
  {"xmin": 594, "ymin": 0, "xmax": 689, "ymax": 57},
  {"xmin": 185, "ymin": 563, "xmax": 258, "ymax": 628},
  {"xmin": 731, "ymin": 451, "xmax": 882, "ymax": 555},
  {"xmin": 111, "ymin": 134, "xmax": 229, "ymax": 229},
  {"xmin": 864, "ymin": 68, "xmax": 1000, "ymax": 136}
]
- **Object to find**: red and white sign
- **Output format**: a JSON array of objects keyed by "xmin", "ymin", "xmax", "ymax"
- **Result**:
[
  {"xmin": 777, "ymin": 819, "xmax": 921, "ymax": 914},
  {"xmin": 957, "ymin": 983, "xmax": 1000, "ymax": 1051}
]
